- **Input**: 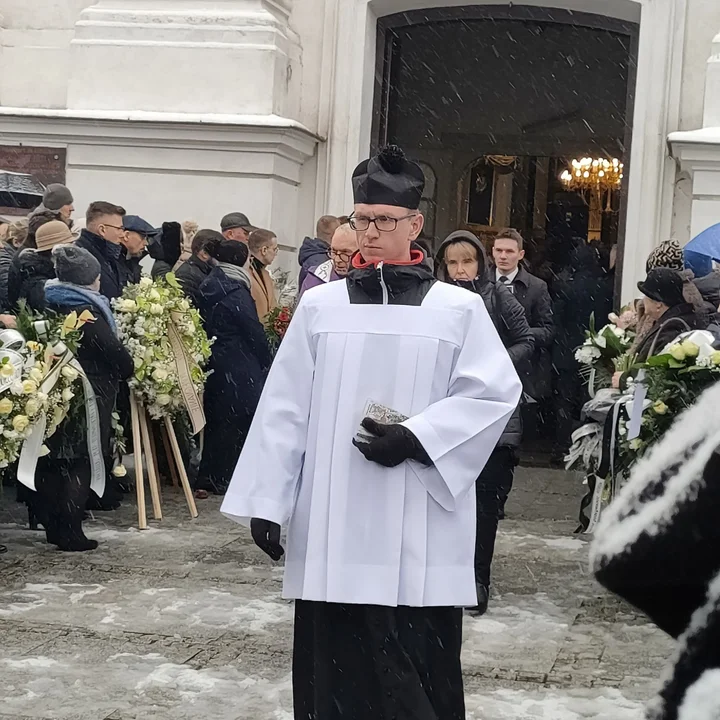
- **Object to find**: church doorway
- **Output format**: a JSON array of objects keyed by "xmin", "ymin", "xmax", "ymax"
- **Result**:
[
  {"xmin": 373, "ymin": 5, "xmax": 637, "ymax": 281},
  {"xmin": 372, "ymin": 6, "xmax": 639, "ymax": 460}
]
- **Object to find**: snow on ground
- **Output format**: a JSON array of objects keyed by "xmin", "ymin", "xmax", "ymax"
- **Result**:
[
  {"xmin": 466, "ymin": 687, "xmax": 644, "ymax": 719},
  {"xmin": 0, "ymin": 474, "xmax": 673, "ymax": 719}
]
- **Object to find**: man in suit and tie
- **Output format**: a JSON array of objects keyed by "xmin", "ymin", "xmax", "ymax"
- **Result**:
[{"xmin": 492, "ymin": 228, "xmax": 555, "ymax": 413}]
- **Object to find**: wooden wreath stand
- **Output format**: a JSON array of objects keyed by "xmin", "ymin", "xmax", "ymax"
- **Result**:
[{"xmin": 129, "ymin": 393, "xmax": 198, "ymax": 529}]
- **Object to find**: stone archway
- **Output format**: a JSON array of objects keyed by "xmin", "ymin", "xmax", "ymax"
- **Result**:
[{"xmin": 319, "ymin": 0, "xmax": 688, "ymax": 302}]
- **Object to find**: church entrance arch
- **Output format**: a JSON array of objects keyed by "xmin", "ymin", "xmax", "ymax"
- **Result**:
[{"xmin": 321, "ymin": 0, "xmax": 687, "ymax": 303}]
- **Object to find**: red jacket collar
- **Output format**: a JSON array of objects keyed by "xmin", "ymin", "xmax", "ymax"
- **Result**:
[{"xmin": 352, "ymin": 248, "xmax": 425, "ymax": 270}]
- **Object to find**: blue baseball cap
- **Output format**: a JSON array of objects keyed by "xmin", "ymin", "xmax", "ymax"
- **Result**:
[{"xmin": 123, "ymin": 215, "xmax": 160, "ymax": 237}]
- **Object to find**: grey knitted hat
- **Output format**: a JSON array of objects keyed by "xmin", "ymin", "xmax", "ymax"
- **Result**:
[
  {"xmin": 52, "ymin": 245, "xmax": 101, "ymax": 287},
  {"xmin": 42, "ymin": 184, "xmax": 74, "ymax": 212}
]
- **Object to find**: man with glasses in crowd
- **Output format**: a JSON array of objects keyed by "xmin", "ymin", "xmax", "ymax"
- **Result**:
[
  {"xmin": 297, "ymin": 222, "xmax": 358, "ymax": 300},
  {"xmin": 222, "ymin": 144, "xmax": 521, "ymax": 720},
  {"xmin": 75, "ymin": 201, "xmax": 128, "ymax": 299}
]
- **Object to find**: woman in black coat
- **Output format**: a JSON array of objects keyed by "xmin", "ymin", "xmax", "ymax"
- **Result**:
[
  {"xmin": 37, "ymin": 245, "xmax": 133, "ymax": 551},
  {"xmin": 7, "ymin": 219, "xmax": 74, "ymax": 312},
  {"xmin": 633, "ymin": 268, "xmax": 709, "ymax": 362},
  {"xmin": 195, "ymin": 239, "xmax": 273, "ymax": 495},
  {"xmin": 436, "ymin": 230, "xmax": 534, "ymax": 615}
]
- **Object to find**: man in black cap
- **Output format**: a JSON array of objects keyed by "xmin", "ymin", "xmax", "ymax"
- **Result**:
[
  {"xmin": 220, "ymin": 212, "xmax": 254, "ymax": 243},
  {"xmin": 634, "ymin": 267, "xmax": 709, "ymax": 361},
  {"xmin": 221, "ymin": 145, "xmax": 522, "ymax": 719},
  {"xmin": 120, "ymin": 215, "xmax": 160, "ymax": 285}
]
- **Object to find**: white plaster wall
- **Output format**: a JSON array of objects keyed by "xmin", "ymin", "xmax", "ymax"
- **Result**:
[
  {"xmin": 669, "ymin": 0, "xmax": 720, "ymax": 244},
  {"xmin": 0, "ymin": 0, "xmax": 92, "ymax": 108},
  {"xmin": 679, "ymin": 0, "xmax": 720, "ymax": 131}
]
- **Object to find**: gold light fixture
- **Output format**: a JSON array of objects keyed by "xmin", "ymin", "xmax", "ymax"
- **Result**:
[
  {"xmin": 561, "ymin": 157, "xmax": 624, "ymax": 196},
  {"xmin": 561, "ymin": 157, "xmax": 624, "ymax": 242}
]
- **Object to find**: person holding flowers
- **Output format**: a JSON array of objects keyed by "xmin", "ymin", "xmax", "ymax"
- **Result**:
[
  {"xmin": 36, "ymin": 245, "xmax": 134, "ymax": 546},
  {"xmin": 195, "ymin": 238, "xmax": 272, "ymax": 496}
]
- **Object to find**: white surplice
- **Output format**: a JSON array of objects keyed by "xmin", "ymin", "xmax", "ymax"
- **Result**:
[{"xmin": 221, "ymin": 279, "xmax": 522, "ymax": 608}]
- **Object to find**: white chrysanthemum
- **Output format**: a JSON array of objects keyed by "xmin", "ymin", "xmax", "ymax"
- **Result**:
[{"xmin": 575, "ymin": 345, "xmax": 602, "ymax": 365}]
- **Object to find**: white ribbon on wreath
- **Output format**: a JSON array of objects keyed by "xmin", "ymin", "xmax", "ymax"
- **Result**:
[{"xmin": 14, "ymin": 321, "xmax": 105, "ymax": 497}]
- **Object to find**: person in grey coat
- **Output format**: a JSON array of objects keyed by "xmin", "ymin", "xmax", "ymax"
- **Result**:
[{"xmin": 436, "ymin": 230, "xmax": 534, "ymax": 615}]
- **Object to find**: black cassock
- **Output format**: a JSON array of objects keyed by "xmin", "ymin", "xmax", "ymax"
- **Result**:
[{"xmin": 293, "ymin": 600, "xmax": 465, "ymax": 720}]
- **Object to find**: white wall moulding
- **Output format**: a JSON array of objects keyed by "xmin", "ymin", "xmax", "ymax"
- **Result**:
[
  {"xmin": 704, "ymin": 31, "xmax": 720, "ymax": 128},
  {"xmin": 0, "ymin": 107, "xmax": 317, "ymax": 267},
  {"xmin": 318, "ymin": 0, "xmax": 686, "ymax": 303},
  {"xmin": 67, "ymin": 0, "xmax": 301, "ymax": 116},
  {"xmin": 670, "ymin": 129, "xmax": 720, "ymax": 240},
  {"xmin": 0, "ymin": 0, "xmax": 90, "ymax": 109}
]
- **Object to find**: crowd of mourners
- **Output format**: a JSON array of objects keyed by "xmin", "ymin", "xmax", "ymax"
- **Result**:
[{"xmin": 2, "ymin": 179, "xmax": 720, "ymax": 621}]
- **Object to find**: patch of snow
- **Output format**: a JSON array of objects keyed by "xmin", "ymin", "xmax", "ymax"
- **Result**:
[
  {"xmin": 2, "ymin": 657, "xmax": 59, "ymax": 669},
  {"xmin": 467, "ymin": 618, "xmax": 508, "ymax": 634},
  {"xmin": 542, "ymin": 537, "xmax": 587, "ymax": 550},
  {"xmin": 100, "ymin": 604, "xmax": 121, "ymax": 625},
  {"xmin": 69, "ymin": 585, "xmax": 105, "ymax": 604},
  {"xmin": 0, "ymin": 599, "xmax": 47, "ymax": 616},
  {"xmin": 141, "ymin": 588, "xmax": 175, "ymax": 596},
  {"xmin": 135, "ymin": 663, "xmax": 222, "ymax": 699},
  {"xmin": 464, "ymin": 594, "xmax": 571, "ymax": 669},
  {"xmin": 107, "ymin": 652, "xmax": 166, "ymax": 662},
  {"xmin": 467, "ymin": 687, "xmax": 644, "ymax": 719},
  {"xmin": 500, "ymin": 531, "xmax": 587, "ymax": 551}
]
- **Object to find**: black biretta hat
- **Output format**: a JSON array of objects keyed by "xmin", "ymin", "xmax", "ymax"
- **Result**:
[{"xmin": 352, "ymin": 145, "xmax": 425, "ymax": 209}]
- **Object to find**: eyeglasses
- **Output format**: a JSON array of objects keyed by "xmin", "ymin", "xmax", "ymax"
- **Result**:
[
  {"xmin": 348, "ymin": 213, "xmax": 417, "ymax": 232},
  {"xmin": 104, "ymin": 224, "xmax": 126, "ymax": 232},
  {"xmin": 327, "ymin": 250, "xmax": 354, "ymax": 262}
]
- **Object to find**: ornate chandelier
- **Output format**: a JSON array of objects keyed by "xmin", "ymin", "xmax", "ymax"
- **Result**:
[{"xmin": 561, "ymin": 157, "xmax": 624, "ymax": 194}]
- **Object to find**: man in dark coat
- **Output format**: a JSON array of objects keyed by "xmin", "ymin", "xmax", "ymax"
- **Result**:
[
  {"xmin": 119, "ymin": 214, "xmax": 159, "ymax": 285},
  {"xmin": 634, "ymin": 268, "xmax": 709, "ymax": 361},
  {"xmin": 491, "ymin": 228, "xmax": 555, "ymax": 400},
  {"xmin": 297, "ymin": 215, "xmax": 340, "ymax": 287},
  {"xmin": 552, "ymin": 241, "xmax": 614, "ymax": 457},
  {"xmin": 436, "ymin": 229, "xmax": 534, "ymax": 615},
  {"xmin": 221, "ymin": 212, "xmax": 254, "ymax": 243},
  {"xmin": 75, "ymin": 201, "xmax": 128, "ymax": 299},
  {"xmin": 195, "ymin": 238, "xmax": 272, "ymax": 494},
  {"xmin": 175, "ymin": 229, "xmax": 219, "ymax": 304}
]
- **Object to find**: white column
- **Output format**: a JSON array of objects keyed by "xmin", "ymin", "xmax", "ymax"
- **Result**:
[
  {"xmin": 619, "ymin": 0, "xmax": 688, "ymax": 303},
  {"xmin": 670, "ymin": 28, "xmax": 720, "ymax": 249},
  {"xmin": 67, "ymin": 0, "xmax": 300, "ymax": 116}
]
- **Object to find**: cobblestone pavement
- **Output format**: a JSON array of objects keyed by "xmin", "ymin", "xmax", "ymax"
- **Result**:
[{"xmin": 0, "ymin": 467, "xmax": 673, "ymax": 720}]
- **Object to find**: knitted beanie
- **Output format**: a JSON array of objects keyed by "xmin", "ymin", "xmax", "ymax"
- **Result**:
[
  {"xmin": 646, "ymin": 239, "xmax": 684, "ymax": 272},
  {"xmin": 35, "ymin": 220, "xmax": 74, "ymax": 252},
  {"xmin": 52, "ymin": 245, "xmax": 101, "ymax": 287},
  {"xmin": 42, "ymin": 184, "xmax": 74, "ymax": 212}
]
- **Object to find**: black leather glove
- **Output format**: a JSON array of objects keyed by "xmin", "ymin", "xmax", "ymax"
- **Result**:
[
  {"xmin": 352, "ymin": 417, "xmax": 431, "ymax": 468},
  {"xmin": 250, "ymin": 518, "xmax": 285, "ymax": 561}
]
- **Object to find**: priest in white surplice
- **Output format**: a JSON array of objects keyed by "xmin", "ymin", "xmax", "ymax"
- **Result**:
[{"xmin": 221, "ymin": 145, "xmax": 522, "ymax": 720}]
